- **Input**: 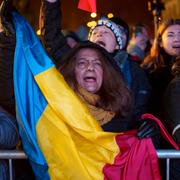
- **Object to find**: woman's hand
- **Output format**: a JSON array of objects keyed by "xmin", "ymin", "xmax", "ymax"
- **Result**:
[
  {"xmin": 137, "ymin": 118, "xmax": 160, "ymax": 139},
  {"xmin": 137, "ymin": 118, "xmax": 161, "ymax": 148}
]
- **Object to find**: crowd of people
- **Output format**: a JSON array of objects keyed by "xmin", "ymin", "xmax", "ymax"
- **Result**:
[{"xmin": 0, "ymin": 0, "xmax": 179, "ymax": 179}]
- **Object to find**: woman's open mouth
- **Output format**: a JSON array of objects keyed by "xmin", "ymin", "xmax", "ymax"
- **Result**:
[
  {"xmin": 84, "ymin": 76, "xmax": 96, "ymax": 82},
  {"xmin": 96, "ymin": 41, "xmax": 106, "ymax": 48}
]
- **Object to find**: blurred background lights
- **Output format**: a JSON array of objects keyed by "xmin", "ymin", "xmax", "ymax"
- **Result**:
[
  {"xmin": 36, "ymin": 29, "xmax": 41, "ymax": 35},
  {"xmin": 90, "ymin": 12, "xmax": 97, "ymax": 18},
  {"xmin": 87, "ymin": 21, "xmax": 97, "ymax": 28},
  {"xmin": 107, "ymin": 13, "xmax": 114, "ymax": 18}
]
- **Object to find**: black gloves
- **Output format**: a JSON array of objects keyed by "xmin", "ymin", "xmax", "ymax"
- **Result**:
[
  {"xmin": 137, "ymin": 119, "xmax": 161, "ymax": 149},
  {"xmin": 137, "ymin": 118, "xmax": 160, "ymax": 139},
  {"xmin": 137, "ymin": 118, "xmax": 161, "ymax": 148},
  {"xmin": 0, "ymin": 0, "xmax": 15, "ymax": 36}
]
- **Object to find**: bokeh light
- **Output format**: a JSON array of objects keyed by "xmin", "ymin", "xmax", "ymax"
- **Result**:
[
  {"xmin": 87, "ymin": 21, "xmax": 97, "ymax": 27},
  {"xmin": 90, "ymin": 12, "xmax": 97, "ymax": 18},
  {"xmin": 107, "ymin": 13, "xmax": 114, "ymax": 19}
]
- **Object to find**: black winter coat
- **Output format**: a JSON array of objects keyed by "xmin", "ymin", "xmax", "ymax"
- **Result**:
[
  {"xmin": 0, "ymin": 32, "xmax": 16, "ymax": 115},
  {"xmin": 163, "ymin": 73, "xmax": 180, "ymax": 146},
  {"xmin": 163, "ymin": 59, "xmax": 180, "ymax": 180},
  {"xmin": 143, "ymin": 51, "xmax": 176, "ymax": 118}
]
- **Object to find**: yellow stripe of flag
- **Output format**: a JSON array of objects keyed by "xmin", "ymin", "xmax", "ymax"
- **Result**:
[{"xmin": 35, "ymin": 67, "xmax": 120, "ymax": 179}]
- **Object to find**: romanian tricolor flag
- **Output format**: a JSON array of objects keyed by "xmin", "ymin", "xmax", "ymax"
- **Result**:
[{"xmin": 13, "ymin": 12, "xmax": 162, "ymax": 180}]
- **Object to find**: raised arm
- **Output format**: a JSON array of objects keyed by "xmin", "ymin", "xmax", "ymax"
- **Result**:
[
  {"xmin": 0, "ymin": 0, "xmax": 16, "ymax": 115},
  {"xmin": 40, "ymin": 0, "xmax": 70, "ymax": 67},
  {"xmin": 0, "ymin": 0, "xmax": 19, "ymax": 151}
]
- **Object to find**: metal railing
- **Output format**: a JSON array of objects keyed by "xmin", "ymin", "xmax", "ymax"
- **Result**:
[
  {"xmin": 0, "ymin": 150, "xmax": 180, "ymax": 180},
  {"xmin": 0, "ymin": 150, "xmax": 27, "ymax": 180},
  {"xmin": 157, "ymin": 150, "xmax": 180, "ymax": 180}
]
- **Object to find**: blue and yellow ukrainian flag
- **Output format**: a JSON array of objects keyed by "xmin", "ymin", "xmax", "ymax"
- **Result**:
[{"xmin": 13, "ymin": 12, "xmax": 161, "ymax": 180}]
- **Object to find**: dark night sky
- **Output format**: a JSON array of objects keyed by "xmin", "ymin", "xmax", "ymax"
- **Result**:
[
  {"xmin": 0, "ymin": 0, "xmax": 155, "ymax": 34},
  {"xmin": 61, "ymin": 0, "xmax": 154, "ymax": 31}
]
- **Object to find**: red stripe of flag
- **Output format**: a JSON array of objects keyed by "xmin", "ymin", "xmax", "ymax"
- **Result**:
[{"xmin": 78, "ymin": 0, "xmax": 97, "ymax": 13}]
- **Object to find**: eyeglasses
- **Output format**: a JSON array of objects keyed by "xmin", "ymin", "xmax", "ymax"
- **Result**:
[{"xmin": 76, "ymin": 58, "xmax": 102, "ymax": 69}]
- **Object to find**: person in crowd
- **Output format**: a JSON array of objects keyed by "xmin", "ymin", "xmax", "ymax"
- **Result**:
[
  {"xmin": 0, "ymin": 1, "xmax": 35, "ymax": 179},
  {"xmin": 0, "ymin": 106, "xmax": 19, "ymax": 180},
  {"xmin": 141, "ymin": 19, "xmax": 180, "ymax": 117},
  {"xmin": 163, "ymin": 55, "xmax": 180, "ymax": 145},
  {"xmin": 58, "ymin": 40, "xmax": 161, "ymax": 146},
  {"xmin": 59, "ymin": 41, "xmax": 137, "ymax": 133},
  {"xmin": 141, "ymin": 20, "xmax": 180, "ymax": 179},
  {"xmin": 163, "ymin": 55, "xmax": 180, "ymax": 180},
  {"xmin": 41, "ymin": 0, "xmax": 152, "ymax": 122},
  {"xmin": 0, "ymin": 0, "xmax": 16, "ymax": 116},
  {"xmin": 127, "ymin": 23, "xmax": 150, "ymax": 64},
  {"xmin": 0, "ymin": 2, "xmax": 19, "ymax": 179}
]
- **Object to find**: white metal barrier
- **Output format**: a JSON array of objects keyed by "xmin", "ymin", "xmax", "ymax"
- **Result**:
[
  {"xmin": 0, "ymin": 150, "xmax": 180, "ymax": 180},
  {"xmin": 157, "ymin": 150, "xmax": 180, "ymax": 180},
  {"xmin": 0, "ymin": 150, "xmax": 27, "ymax": 180}
]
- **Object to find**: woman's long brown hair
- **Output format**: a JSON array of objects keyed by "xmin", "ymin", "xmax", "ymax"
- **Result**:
[{"xmin": 60, "ymin": 47, "xmax": 132, "ymax": 117}]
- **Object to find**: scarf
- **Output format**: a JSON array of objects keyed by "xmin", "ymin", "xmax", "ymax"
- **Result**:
[{"xmin": 77, "ymin": 86, "xmax": 115, "ymax": 126}]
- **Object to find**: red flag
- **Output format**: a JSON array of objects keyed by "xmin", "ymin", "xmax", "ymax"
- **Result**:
[{"xmin": 78, "ymin": 0, "xmax": 97, "ymax": 13}]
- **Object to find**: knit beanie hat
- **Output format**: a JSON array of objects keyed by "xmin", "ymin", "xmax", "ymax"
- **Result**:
[
  {"xmin": 110, "ymin": 17, "xmax": 129, "ymax": 38},
  {"xmin": 88, "ymin": 19, "xmax": 123, "ymax": 50},
  {"xmin": 110, "ymin": 17, "xmax": 130, "ymax": 49}
]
